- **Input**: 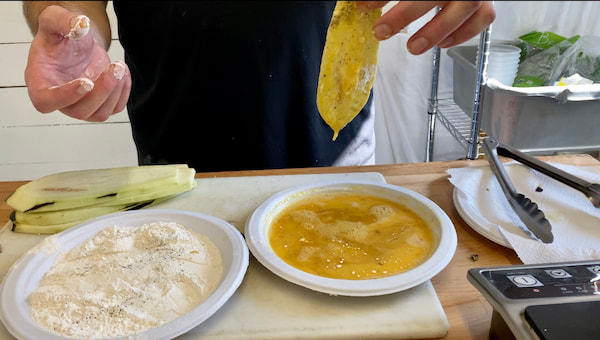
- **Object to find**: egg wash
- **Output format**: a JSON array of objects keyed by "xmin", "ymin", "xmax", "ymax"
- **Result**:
[{"xmin": 268, "ymin": 190, "xmax": 435, "ymax": 280}]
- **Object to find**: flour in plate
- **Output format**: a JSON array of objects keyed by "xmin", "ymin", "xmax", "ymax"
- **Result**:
[{"xmin": 28, "ymin": 221, "xmax": 223, "ymax": 338}]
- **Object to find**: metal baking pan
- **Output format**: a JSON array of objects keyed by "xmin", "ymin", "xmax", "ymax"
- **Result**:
[{"xmin": 448, "ymin": 45, "xmax": 600, "ymax": 154}]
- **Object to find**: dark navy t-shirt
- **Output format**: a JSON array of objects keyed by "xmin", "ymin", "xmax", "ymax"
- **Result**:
[{"xmin": 113, "ymin": 1, "xmax": 372, "ymax": 172}]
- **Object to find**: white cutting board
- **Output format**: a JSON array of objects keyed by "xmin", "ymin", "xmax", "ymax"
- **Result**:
[{"xmin": 0, "ymin": 172, "xmax": 449, "ymax": 339}]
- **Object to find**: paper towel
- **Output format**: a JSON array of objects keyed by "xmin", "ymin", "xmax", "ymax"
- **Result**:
[{"xmin": 447, "ymin": 162, "xmax": 600, "ymax": 264}]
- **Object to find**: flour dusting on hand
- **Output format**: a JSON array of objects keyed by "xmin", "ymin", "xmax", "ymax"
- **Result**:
[{"xmin": 65, "ymin": 15, "xmax": 90, "ymax": 39}]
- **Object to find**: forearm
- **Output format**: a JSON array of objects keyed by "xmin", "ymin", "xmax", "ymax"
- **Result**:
[{"xmin": 23, "ymin": 1, "xmax": 111, "ymax": 50}]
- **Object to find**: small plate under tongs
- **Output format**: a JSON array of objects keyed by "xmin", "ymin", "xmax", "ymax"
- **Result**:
[{"xmin": 482, "ymin": 137, "xmax": 600, "ymax": 244}]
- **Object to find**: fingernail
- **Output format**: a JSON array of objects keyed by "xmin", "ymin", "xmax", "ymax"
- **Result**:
[
  {"xmin": 408, "ymin": 37, "xmax": 429, "ymax": 55},
  {"xmin": 76, "ymin": 78, "xmax": 94, "ymax": 95},
  {"xmin": 65, "ymin": 15, "xmax": 90, "ymax": 39},
  {"xmin": 373, "ymin": 24, "xmax": 393, "ymax": 40},
  {"xmin": 438, "ymin": 36, "xmax": 454, "ymax": 48},
  {"xmin": 111, "ymin": 61, "xmax": 126, "ymax": 80}
]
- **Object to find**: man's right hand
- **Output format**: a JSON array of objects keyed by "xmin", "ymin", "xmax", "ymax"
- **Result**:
[{"xmin": 24, "ymin": 5, "xmax": 131, "ymax": 122}]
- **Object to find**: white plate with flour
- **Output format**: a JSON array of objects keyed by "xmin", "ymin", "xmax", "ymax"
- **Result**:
[{"xmin": 0, "ymin": 209, "xmax": 249, "ymax": 340}]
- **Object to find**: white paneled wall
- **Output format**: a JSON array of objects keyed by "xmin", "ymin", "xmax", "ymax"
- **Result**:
[{"xmin": 0, "ymin": 1, "xmax": 137, "ymax": 181}]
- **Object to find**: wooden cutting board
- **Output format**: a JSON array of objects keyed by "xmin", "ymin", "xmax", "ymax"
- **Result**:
[{"xmin": 0, "ymin": 172, "xmax": 449, "ymax": 339}]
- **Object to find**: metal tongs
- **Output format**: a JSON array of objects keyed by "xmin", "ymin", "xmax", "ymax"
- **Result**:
[{"xmin": 482, "ymin": 137, "xmax": 600, "ymax": 244}]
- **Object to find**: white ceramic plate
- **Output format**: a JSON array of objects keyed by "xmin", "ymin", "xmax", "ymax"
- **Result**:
[
  {"xmin": 453, "ymin": 188, "xmax": 514, "ymax": 248},
  {"xmin": 0, "ymin": 209, "xmax": 249, "ymax": 340},
  {"xmin": 245, "ymin": 180, "xmax": 457, "ymax": 297}
]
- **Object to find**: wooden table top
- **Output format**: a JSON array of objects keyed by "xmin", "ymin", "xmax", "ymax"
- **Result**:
[{"xmin": 1, "ymin": 154, "xmax": 599, "ymax": 339}]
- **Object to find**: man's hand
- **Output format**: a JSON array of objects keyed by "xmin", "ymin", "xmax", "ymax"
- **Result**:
[
  {"xmin": 24, "ymin": 5, "xmax": 131, "ymax": 122},
  {"xmin": 358, "ymin": 1, "xmax": 496, "ymax": 55}
]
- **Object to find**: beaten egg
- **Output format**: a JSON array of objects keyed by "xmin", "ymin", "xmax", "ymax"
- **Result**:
[{"xmin": 268, "ymin": 190, "xmax": 434, "ymax": 280}]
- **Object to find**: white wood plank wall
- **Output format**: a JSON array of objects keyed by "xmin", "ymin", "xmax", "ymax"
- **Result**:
[{"xmin": 0, "ymin": 1, "xmax": 137, "ymax": 181}]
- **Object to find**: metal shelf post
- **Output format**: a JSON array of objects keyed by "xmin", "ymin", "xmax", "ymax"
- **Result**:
[{"xmin": 425, "ymin": 25, "xmax": 492, "ymax": 162}]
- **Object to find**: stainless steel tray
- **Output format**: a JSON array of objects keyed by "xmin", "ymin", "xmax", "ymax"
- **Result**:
[{"xmin": 448, "ymin": 45, "xmax": 600, "ymax": 154}]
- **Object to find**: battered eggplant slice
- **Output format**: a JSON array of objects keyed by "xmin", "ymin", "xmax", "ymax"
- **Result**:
[{"xmin": 317, "ymin": 1, "xmax": 382, "ymax": 140}]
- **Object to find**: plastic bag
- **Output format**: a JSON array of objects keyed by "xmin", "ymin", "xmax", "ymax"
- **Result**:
[
  {"xmin": 547, "ymin": 35, "xmax": 600, "ymax": 84},
  {"xmin": 516, "ymin": 31, "xmax": 568, "ymax": 62},
  {"xmin": 513, "ymin": 35, "xmax": 580, "ymax": 87}
]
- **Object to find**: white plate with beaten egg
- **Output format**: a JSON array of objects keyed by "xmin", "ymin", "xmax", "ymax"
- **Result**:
[{"xmin": 245, "ymin": 180, "xmax": 457, "ymax": 297}]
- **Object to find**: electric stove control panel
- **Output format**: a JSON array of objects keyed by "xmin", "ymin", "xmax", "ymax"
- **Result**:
[
  {"xmin": 468, "ymin": 260, "xmax": 600, "ymax": 340},
  {"xmin": 474, "ymin": 262, "xmax": 600, "ymax": 299}
]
